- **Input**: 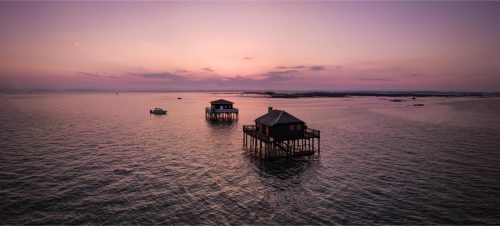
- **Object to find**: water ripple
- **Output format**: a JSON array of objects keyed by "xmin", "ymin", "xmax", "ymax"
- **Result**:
[{"xmin": 1, "ymin": 93, "xmax": 499, "ymax": 224}]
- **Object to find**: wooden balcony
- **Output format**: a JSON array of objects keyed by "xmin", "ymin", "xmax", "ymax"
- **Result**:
[
  {"xmin": 305, "ymin": 128, "xmax": 320, "ymax": 138},
  {"xmin": 243, "ymin": 125, "xmax": 271, "ymax": 142},
  {"xmin": 205, "ymin": 107, "xmax": 239, "ymax": 114},
  {"xmin": 243, "ymin": 125, "xmax": 320, "ymax": 142}
]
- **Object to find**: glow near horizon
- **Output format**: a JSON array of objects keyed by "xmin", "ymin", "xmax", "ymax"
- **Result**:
[{"xmin": 0, "ymin": 2, "xmax": 499, "ymax": 91}]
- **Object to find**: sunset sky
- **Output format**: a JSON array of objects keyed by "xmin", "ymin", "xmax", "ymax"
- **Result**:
[{"xmin": 1, "ymin": 1, "xmax": 499, "ymax": 91}]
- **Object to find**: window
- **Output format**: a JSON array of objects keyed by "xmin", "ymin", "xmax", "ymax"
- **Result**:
[
  {"xmin": 297, "ymin": 124, "xmax": 301, "ymax": 130},
  {"xmin": 289, "ymin": 124, "xmax": 294, "ymax": 131}
]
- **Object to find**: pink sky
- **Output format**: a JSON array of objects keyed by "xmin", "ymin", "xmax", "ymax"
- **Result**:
[{"xmin": 0, "ymin": 2, "xmax": 499, "ymax": 91}]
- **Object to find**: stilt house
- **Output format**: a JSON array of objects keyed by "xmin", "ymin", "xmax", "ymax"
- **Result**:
[
  {"xmin": 205, "ymin": 99, "xmax": 238, "ymax": 120},
  {"xmin": 243, "ymin": 107, "xmax": 320, "ymax": 159}
]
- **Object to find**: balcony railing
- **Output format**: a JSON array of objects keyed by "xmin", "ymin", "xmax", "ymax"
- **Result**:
[
  {"xmin": 243, "ymin": 125, "xmax": 255, "ymax": 131},
  {"xmin": 206, "ymin": 107, "xmax": 239, "ymax": 113},
  {"xmin": 244, "ymin": 125, "xmax": 319, "ymax": 139},
  {"xmin": 243, "ymin": 125, "xmax": 271, "ymax": 142},
  {"xmin": 243, "ymin": 125, "xmax": 320, "ymax": 141},
  {"xmin": 306, "ymin": 128, "xmax": 320, "ymax": 138}
]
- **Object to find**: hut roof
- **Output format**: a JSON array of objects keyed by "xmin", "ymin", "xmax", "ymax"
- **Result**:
[
  {"xmin": 210, "ymin": 99, "xmax": 233, "ymax": 105},
  {"xmin": 255, "ymin": 110, "xmax": 304, "ymax": 126}
]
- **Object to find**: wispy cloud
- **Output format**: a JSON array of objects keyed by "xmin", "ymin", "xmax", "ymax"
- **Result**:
[
  {"xmin": 357, "ymin": 76, "xmax": 397, "ymax": 82},
  {"xmin": 275, "ymin": 65, "xmax": 326, "ymax": 71},
  {"xmin": 124, "ymin": 69, "xmax": 297, "ymax": 89},
  {"xmin": 69, "ymin": 41, "xmax": 80, "ymax": 48},
  {"xmin": 201, "ymin": 67, "xmax": 214, "ymax": 72},
  {"xmin": 263, "ymin": 72, "xmax": 295, "ymax": 81},
  {"xmin": 267, "ymin": 70, "xmax": 299, "ymax": 75},
  {"xmin": 68, "ymin": 40, "xmax": 88, "ymax": 52},
  {"xmin": 129, "ymin": 72, "xmax": 185, "ymax": 80},
  {"xmin": 175, "ymin": 69, "xmax": 187, "ymax": 73},
  {"xmin": 276, "ymin": 65, "xmax": 306, "ymax": 69},
  {"xmin": 309, "ymin": 65, "xmax": 326, "ymax": 71},
  {"xmin": 78, "ymin": 72, "xmax": 118, "ymax": 78},
  {"xmin": 78, "ymin": 72, "xmax": 99, "ymax": 77},
  {"xmin": 264, "ymin": 74, "xmax": 294, "ymax": 81},
  {"xmin": 243, "ymin": 57, "xmax": 252, "ymax": 60}
]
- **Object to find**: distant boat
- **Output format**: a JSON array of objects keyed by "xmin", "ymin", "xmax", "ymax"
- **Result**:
[
  {"xmin": 150, "ymin": 108, "xmax": 167, "ymax": 115},
  {"xmin": 177, "ymin": 97, "xmax": 182, "ymax": 99},
  {"xmin": 413, "ymin": 104, "xmax": 424, "ymax": 107}
]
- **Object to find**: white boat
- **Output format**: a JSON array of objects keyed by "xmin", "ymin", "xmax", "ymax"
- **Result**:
[{"xmin": 150, "ymin": 108, "xmax": 167, "ymax": 115}]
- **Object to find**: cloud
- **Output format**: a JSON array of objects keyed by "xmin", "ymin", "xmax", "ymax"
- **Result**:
[
  {"xmin": 275, "ymin": 65, "xmax": 326, "ymax": 71},
  {"xmin": 261, "ymin": 70, "xmax": 297, "ymax": 82},
  {"xmin": 68, "ymin": 40, "xmax": 89, "ymax": 52},
  {"xmin": 263, "ymin": 74, "xmax": 294, "ymax": 81},
  {"xmin": 78, "ymin": 72, "xmax": 119, "ymax": 78},
  {"xmin": 201, "ymin": 67, "xmax": 214, "ymax": 72},
  {"xmin": 309, "ymin": 65, "xmax": 326, "ymax": 71},
  {"xmin": 359, "ymin": 61, "xmax": 373, "ymax": 64},
  {"xmin": 69, "ymin": 41, "xmax": 80, "ymax": 48},
  {"xmin": 209, "ymin": 75, "xmax": 255, "ymax": 86},
  {"xmin": 357, "ymin": 76, "xmax": 397, "ymax": 82},
  {"xmin": 129, "ymin": 72, "xmax": 185, "ymax": 80},
  {"xmin": 78, "ymin": 72, "xmax": 100, "ymax": 77},
  {"xmin": 243, "ymin": 57, "xmax": 252, "ymax": 60},
  {"xmin": 127, "ymin": 69, "xmax": 297, "ymax": 88},
  {"xmin": 267, "ymin": 70, "xmax": 299, "ymax": 75},
  {"xmin": 276, "ymin": 65, "xmax": 306, "ymax": 69},
  {"xmin": 404, "ymin": 73, "xmax": 422, "ymax": 77},
  {"xmin": 71, "ymin": 66, "xmax": 302, "ymax": 91}
]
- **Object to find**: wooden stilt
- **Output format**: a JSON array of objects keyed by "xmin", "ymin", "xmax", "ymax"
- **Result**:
[{"xmin": 242, "ymin": 125, "xmax": 320, "ymax": 160}]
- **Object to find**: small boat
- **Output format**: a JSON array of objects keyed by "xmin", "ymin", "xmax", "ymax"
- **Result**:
[
  {"xmin": 150, "ymin": 108, "xmax": 167, "ymax": 115},
  {"xmin": 177, "ymin": 97, "xmax": 182, "ymax": 99}
]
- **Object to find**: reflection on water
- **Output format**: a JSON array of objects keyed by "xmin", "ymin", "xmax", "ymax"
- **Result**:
[
  {"xmin": 205, "ymin": 119, "xmax": 238, "ymax": 128},
  {"xmin": 251, "ymin": 157, "xmax": 319, "ymax": 181},
  {"xmin": 0, "ymin": 92, "xmax": 499, "ymax": 224}
]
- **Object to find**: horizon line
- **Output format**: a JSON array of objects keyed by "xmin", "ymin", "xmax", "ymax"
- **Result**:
[{"xmin": 1, "ymin": 89, "xmax": 498, "ymax": 94}]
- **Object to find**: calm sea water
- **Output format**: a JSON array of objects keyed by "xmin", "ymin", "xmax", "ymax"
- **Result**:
[{"xmin": 1, "ymin": 92, "xmax": 499, "ymax": 224}]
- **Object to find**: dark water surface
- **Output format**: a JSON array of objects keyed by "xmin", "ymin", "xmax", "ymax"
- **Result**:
[{"xmin": 1, "ymin": 92, "xmax": 500, "ymax": 224}]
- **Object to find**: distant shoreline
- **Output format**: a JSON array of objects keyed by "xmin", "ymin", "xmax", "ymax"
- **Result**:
[
  {"xmin": 2, "ymin": 90, "xmax": 498, "ymax": 98},
  {"xmin": 241, "ymin": 91, "xmax": 492, "ymax": 98}
]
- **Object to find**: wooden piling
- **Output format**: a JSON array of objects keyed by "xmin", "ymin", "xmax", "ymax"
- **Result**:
[{"xmin": 242, "ymin": 125, "xmax": 320, "ymax": 160}]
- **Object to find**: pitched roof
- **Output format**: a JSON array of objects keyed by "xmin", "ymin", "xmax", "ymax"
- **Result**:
[
  {"xmin": 255, "ymin": 110, "xmax": 304, "ymax": 126},
  {"xmin": 210, "ymin": 99, "xmax": 233, "ymax": 105}
]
